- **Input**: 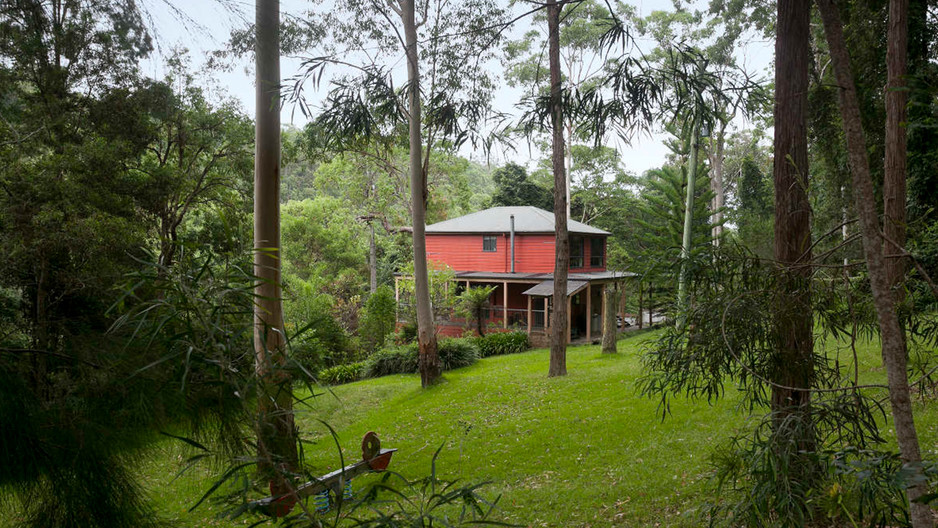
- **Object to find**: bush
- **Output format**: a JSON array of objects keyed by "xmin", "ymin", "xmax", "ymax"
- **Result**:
[
  {"xmin": 359, "ymin": 286, "xmax": 396, "ymax": 353},
  {"xmin": 437, "ymin": 338, "xmax": 479, "ymax": 371},
  {"xmin": 364, "ymin": 344, "xmax": 419, "ymax": 377},
  {"xmin": 475, "ymin": 331, "xmax": 529, "ymax": 357},
  {"xmin": 318, "ymin": 361, "xmax": 366, "ymax": 385}
]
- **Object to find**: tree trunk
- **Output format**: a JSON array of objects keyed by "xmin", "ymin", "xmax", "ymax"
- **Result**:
[
  {"xmin": 771, "ymin": 0, "xmax": 815, "ymax": 423},
  {"xmin": 548, "ymin": 0, "xmax": 568, "ymax": 377},
  {"xmin": 403, "ymin": 0, "xmax": 440, "ymax": 387},
  {"xmin": 369, "ymin": 222, "xmax": 377, "ymax": 293},
  {"xmin": 637, "ymin": 281, "xmax": 643, "ymax": 330},
  {"xmin": 254, "ymin": 0, "xmax": 297, "ymax": 482},
  {"xmin": 816, "ymin": 1, "xmax": 931, "ymax": 524},
  {"xmin": 709, "ymin": 134, "xmax": 725, "ymax": 245},
  {"xmin": 678, "ymin": 111, "xmax": 700, "ymax": 318},
  {"xmin": 602, "ymin": 286, "xmax": 616, "ymax": 354},
  {"xmin": 885, "ymin": 0, "xmax": 909, "ymax": 301}
]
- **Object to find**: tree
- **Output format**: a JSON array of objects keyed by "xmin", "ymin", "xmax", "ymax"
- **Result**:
[
  {"xmin": 133, "ymin": 55, "xmax": 254, "ymax": 270},
  {"xmin": 815, "ymin": 0, "xmax": 931, "ymax": 523},
  {"xmin": 504, "ymin": 0, "xmax": 618, "ymax": 219},
  {"xmin": 456, "ymin": 285, "xmax": 497, "ymax": 337},
  {"xmin": 490, "ymin": 162, "xmax": 553, "ymax": 210},
  {"xmin": 360, "ymin": 285, "xmax": 397, "ymax": 353},
  {"xmin": 547, "ymin": 0, "xmax": 569, "ymax": 378},
  {"xmin": 299, "ymin": 0, "xmax": 506, "ymax": 387},
  {"xmin": 253, "ymin": 0, "xmax": 298, "ymax": 485},
  {"xmin": 771, "ymin": 0, "xmax": 814, "ymax": 434}
]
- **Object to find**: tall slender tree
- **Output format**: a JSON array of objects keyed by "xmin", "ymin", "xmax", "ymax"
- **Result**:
[
  {"xmin": 253, "ymin": 0, "xmax": 298, "ymax": 482},
  {"xmin": 401, "ymin": 0, "xmax": 442, "ymax": 387},
  {"xmin": 771, "ymin": 0, "xmax": 815, "ymax": 426},
  {"xmin": 815, "ymin": 1, "xmax": 931, "ymax": 524},
  {"xmin": 547, "ymin": 0, "xmax": 569, "ymax": 377}
]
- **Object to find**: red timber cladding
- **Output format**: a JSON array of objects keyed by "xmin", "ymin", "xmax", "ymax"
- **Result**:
[
  {"xmin": 426, "ymin": 234, "xmax": 510, "ymax": 272},
  {"xmin": 426, "ymin": 233, "xmax": 606, "ymax": 273}
]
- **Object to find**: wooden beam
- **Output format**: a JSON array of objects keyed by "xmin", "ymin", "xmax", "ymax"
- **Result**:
[
  {"xmin": 544, "ymin": 298, "xmax": 550, "ymax": 330},
  {"xmin": 527, "ymin": 295, "xmax": 532, "ymax": 334},
  {"xmin": 503, "ymin": 281, "xmax": 509, "ymax": 329},
  {"xmin": 585, "ymin": 283, "xmax": 592, "ymax": 340}
]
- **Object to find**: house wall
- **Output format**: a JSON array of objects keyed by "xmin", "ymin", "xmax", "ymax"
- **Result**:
[{"xmin": 426, "ymin": 233, "xmax": 606, "ymax": 273}]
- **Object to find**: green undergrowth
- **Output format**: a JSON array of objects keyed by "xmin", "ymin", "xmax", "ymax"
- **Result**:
[{"xmin": 8, "ymin": 332, "xmax": 936, "ymax": 528}]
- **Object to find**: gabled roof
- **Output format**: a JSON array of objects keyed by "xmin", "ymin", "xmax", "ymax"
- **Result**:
[{"xmin": 425, "ymin": 206, "xmax": 610, "ymax": 235}]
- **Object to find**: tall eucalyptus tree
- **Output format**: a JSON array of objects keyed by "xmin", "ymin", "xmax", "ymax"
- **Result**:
[
  {"xmin": 299, "ymin": 0, "xmax": 507, "ymax": 387},
  {"xmin": 253, "ymin": 0, "xmax": 298, "ymax": 481}
]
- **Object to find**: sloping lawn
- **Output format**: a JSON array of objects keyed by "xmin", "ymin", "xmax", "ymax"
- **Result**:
[{"xmin": 42, "ymin": 333, "xmax": 938, "ymax": 527}]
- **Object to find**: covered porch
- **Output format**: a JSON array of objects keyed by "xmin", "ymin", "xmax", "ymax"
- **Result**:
[{"xmin": 438, "ymin": 271, "xmax": 632, "ymax": 345}]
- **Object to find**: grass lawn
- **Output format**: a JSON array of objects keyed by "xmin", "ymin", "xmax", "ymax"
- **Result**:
[{"xmin": 9, "ymin": 332, "xmax": 937, "ymax": 527}]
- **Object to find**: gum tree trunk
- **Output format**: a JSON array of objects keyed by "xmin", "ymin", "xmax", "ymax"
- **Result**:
[
  {"xmin": 816, "ymin": 1, "xmax": 931, "ymax": 524},
  {"xmin": 403, "ymin": 0, "xmax": 441, "ymax": 387},
  {"xmin": 254, "ymin": 0, "xmax": 297, "ymax": 480},
  {"xmin": 548, "ymin": 0, "xmax": 568, "ymax": 377}
]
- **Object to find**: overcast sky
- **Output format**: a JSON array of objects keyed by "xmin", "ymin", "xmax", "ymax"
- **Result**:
[{"xmin": 142, "ymin": 0, "xmax": 773, "ymax": 177}]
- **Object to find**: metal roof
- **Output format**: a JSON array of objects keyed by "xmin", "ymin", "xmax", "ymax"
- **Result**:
[
  {"xmin": 425, "ymin": 206, "xmax": 610, "ymax": 235},
  {"xmin": 522, "ymin": 280, "xmax": 589, "ymax": 297}
]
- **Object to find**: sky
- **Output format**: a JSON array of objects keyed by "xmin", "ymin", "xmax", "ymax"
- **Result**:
[{"xmin": 142, "ymin": 0, "xmax": 773, "ymax": 177}]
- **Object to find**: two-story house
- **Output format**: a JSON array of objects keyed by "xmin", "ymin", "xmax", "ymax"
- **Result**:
[{"xmin": 395, "ymin": 206, "xmax": 631, "ymax": 345}]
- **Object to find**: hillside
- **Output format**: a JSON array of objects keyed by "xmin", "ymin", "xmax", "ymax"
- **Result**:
[{"xmin": 138, "ymin": 333, "xmax": 937, "ymax": 527}]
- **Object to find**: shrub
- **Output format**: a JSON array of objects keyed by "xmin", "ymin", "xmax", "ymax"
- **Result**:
[
  {"xmin": 318, "ymin": 361, "xmax": 366, "ymax": 385},
  {"xmin": 437, "ymin": 338, "xmax": 479, "ymax": 371},
  {"xmin": 475, "ymin": 331, "xmax": 529, "ymax": 357},
  {"xmin": 359, "ymin": 286, "xmax": 396, "ymax": 353},
  {"xmin": 364, "ymin": 344, "xmax": 419, "ymax": 377},
  {"xmin": 395, "ymin": 322, "xmax": 417, "ymax": 344}
]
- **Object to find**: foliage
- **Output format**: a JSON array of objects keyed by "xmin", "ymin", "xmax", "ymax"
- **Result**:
[
  {"xmin": 474, "ymin": 332, "xmax": 530, "ymax": 358},
  {"xmin": 489, "ymin": 163, "xmax": 552, "ymax": 210},
  {"xmin": 284, "ymin": 281, "xmax": 355, "ymax": 371},
  {"xmin": 631, "ymin": 163, "xmax": 715, "ymax": 310},
  {"xmin": 364, "ymin": 344, "xmax": 420, "ymax": 378},
  {"xmin": 396, "ymin": 261, "xmax": 458, "ymax": 324},
  {"xmin": 437, "ymin": 338, "xmax": 480, "ymax": 371},
  {"xmin": 455, "ymin": 285, "xmax": 498, "ymax": 337},
  {"xmin": 340, "ymin": 446, "xmax": 509, "ymax": 527},
  {"xmin": 635, "ymin": 241, "xmax": 935, "ymax": 525},
  {"xmin": 708, "ymin": 425, "xmax": 933, "ymax": 528},
  {"xmin": 318, "ymin": 361, "xmax": 367, "ymax": 386},
  {"xmin": 361, "ymin": 338, "xmax": 480, "ymax": 379},
  {"xmin": 360, "ymin": 286, "xmax": 398, "ymax": 354}
]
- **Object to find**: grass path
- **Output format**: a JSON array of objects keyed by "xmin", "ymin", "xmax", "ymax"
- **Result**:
[{"xmin": 124, "ymin": 334, "xmax": 938, "ymax": 526}]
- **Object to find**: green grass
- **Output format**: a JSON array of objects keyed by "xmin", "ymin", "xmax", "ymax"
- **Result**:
[{"xmin": 9, "ymin": 332, "xmax": 938, "ymax": 527}]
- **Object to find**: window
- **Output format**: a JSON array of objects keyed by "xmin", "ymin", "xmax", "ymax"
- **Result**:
[
  {"xmin": 570, "ymin": 236, "xmax": 584, "ymax": 268},
  {"xmin": 590, "ymin": 238, "xmax": 605, "ymax": 267},
  {"xmin": 482, "ymin": 235, "xmax": 497, "ymax": 252}
]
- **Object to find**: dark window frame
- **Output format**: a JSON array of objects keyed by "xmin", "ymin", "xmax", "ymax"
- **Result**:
[
  {"xmin": 570, "ymin": 236, "xmax": 584, "ymax": 268},
  {"xmin": 590, "ymin": 237, "xmax": 605, "ymax": 267},
  {"xmin": 482, "ymin": 235, "xmax": 497, "ymax": 252}
]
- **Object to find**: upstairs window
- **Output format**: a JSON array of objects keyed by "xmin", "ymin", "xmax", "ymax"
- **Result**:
[
  {"xmin": 483, "ymin": 235, "xmax": 497, "ymax": 252},
  {"xmin": 570, "ymin": 236, "xmax": 584, "ymax": 268},
  {"xmin": 590, "ymin": 238, "xmax": 605, "ymax": 267}
]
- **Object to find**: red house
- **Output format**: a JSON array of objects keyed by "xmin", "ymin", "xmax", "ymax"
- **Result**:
[{"xmin": 396, "ymin": 206, "xmax": 631, "ymax": 345}]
